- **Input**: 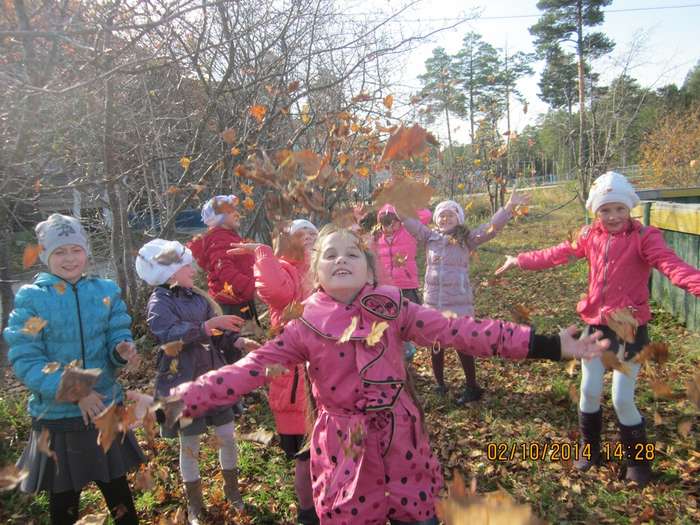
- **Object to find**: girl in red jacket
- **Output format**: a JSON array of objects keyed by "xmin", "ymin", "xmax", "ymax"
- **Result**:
[
  {"xmin": 228, "ymin": 219, "xmax": 319, "ymax": 525},
  {"xmin": 496, "ymin": 171, "xmax": 700, "ymax": 487}
]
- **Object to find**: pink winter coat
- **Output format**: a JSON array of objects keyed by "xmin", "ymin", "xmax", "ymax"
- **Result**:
[
  {"xmin": 373, "ymin": 204, "xmax": 420, "ymax": 289},
  {"xmin": 254, "ymin": 245, "xmax": 309, "ymax": 435},
  {"xmin": 173, "ymin": 284, "xmax": 532, "ymax": 524},
  {"xmin": 404, "ymin": 207, "xmax": 512, "ymax": 315},
  {"xmin": 517, "ymin": 219, "xmax": 700, "ymax": 326}
]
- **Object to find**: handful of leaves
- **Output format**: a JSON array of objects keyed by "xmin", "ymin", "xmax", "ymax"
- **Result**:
[{"xmin": 55, "ymin": 366, "xmax": 102, "ymax": 403}]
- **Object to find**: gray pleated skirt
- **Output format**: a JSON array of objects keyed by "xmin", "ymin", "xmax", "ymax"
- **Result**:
[
  {"xmin": 18, "ymin": 417, "xmax": 145, "ymax": 494},
  {"xmin": 160, "ymin": 406, "xmax": 235, "ymax": 439}
]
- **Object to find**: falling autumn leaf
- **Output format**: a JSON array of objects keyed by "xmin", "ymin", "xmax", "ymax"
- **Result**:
[
  {"xmin": 287, "ymin": 80, "xmax": 300, "ymax": 92},
  {"xmin": 169, "ymin": 359, "xmax": 179, "ymax": 375},
  {"xmin": 338, "ymin": 316, "xmax": 358, "ymax": 344},
  {"xmin": 687, "ymin": 371, "xmax": 700, "ymax": 410},
  {"xmin": 0, "ymin": 464, "xmax": 29, "ymax": 492},
  {"xmin": 442, "ymin": 310, "xmax": 459, "ymax": 320},
  {"xmin": 281, "ymin": 301, "xmax": 305, "ymax": 324},
  {"xmin": 383, "ymin": 94, "xmax": 394, "ymax": 109},
  {"xmin": 393, "ymin": 253, "xmax": 407, "ymax": 267},
  {"xmin": 605, "ymin": 307, "xmax": 638, "ymax": 343},
  {"xmin": 265, "ymin": 364, "xmax": 290, "ymax": 378},
  {"xmin": 166, "ymin": 186, "xmax": 181, "ymax": 195},
  {"xmin": 357, "ymin": 166, "xmax": 369, "ymax": 178},
  {"xmin": 161, "ymin": 341, "xmax": 184, "ymax": 357},
  {"xmin": 22, "ymin": 244, "xmax": 43, "ymax": 269},
  {"xmin": 213, "ymin": 196, "xmax": 238, "ymax": 215},
  {"xmin": 633, "ymin": 342, "xmax": 669, "ymax": 365},
  {"xmin": 239, "ymin": 428, "xmax": 274, "ymax": 446},
  {"xmin": 230, "ymin": 146, "xmax": 241, "ymax": 156},
  {"xmin": 300, "ymin": 104, "xmax": 311, "ymax": 125},
  {"xmin": 94, "ymin": 404, "xmax": 120, "ymax": 453},
  {"xmin": 42, "ymin": 362, "xmax": 61, "ymax": 374},
  {"xmin": 600, "ymin": 352, "xmax": 632, "ymax": 376},
  {"xmin": 220, "ymin": 282, "xmax": 237, "ymax": 300},
  {"xmin": 650, "ymin": 379, "xmax": 674, "ymax": 399},
  {"xmin": 240, "ymin": 183, "xmax": 254, "ymax": 195},
  {"xmin": 22, "ymin": 316, "xmax": 47, "ymax": 336},
  {"xmin": 249, "ymin": 104, "xmax": 267, "ymax": 123},
  {"xmin": 133, "ymin": 465, "xmax": 155, "ymax": 491},
  {"xmin": 37, "ymin": 428, "xmax": 58, "ymax": 463},
  {"xmin": 565, "ymin": 359, "xmax": 577, "ymax": 377},
  {"xmin": 243, "ymin": 197, "xmax": 255, "ymax": 210},
  {"xmin": 220, "ymin": 128, "xmax": 236, "ymax": 145},
  {"xmin": 513, "ymin": 204, "xmax": 529, "ymax": 218},
  {"xmin": 179, "ymin": 157, "xmax": 191, "ymax": 170},
  {"xmin": 653, "ymin": 411, "xmax": 664, "ymax": 426},
  {"xmin": 456, "ymin": 182, "xmax": 465, "ymax": 191},
  {"xmin": 379, "ymin": 124, "xmax": 438, "ymax": 164},
  {"xmin": 366, "ymin": 321, "xmax": 389, "ymax": 347},
  {"xmin": 373, "ymin": 177, "xmax": 434, "ymax": 219}
]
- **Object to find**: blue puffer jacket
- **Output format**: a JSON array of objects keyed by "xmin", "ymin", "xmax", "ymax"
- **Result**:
[{"xmin": 4, "ymin": 272, "xmax": 133, "ymax": 420}]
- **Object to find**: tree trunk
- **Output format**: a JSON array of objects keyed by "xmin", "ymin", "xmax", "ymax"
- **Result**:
[
  {"xmin": 575, "ymin": 0, "xmax": 588, "ymax": 207},
  {"xmin": 444, "ymin": 102, "xmax": 456, "ymax": 198}
]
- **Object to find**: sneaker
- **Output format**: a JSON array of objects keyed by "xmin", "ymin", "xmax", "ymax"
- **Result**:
[{"xmin": 455, "ymin": 385, "xmax": 484, "ymax": 404}]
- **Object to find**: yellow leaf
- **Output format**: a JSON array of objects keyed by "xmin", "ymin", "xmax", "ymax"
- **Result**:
[
  {"xmin": 22, "ymin": 316, "xmax": 47, "ymax": 335},
  {"xmin": 366, "ymin": 321, "xmax": 389, "ymax": 347},
  {"xmin": 249, "ymin": 105, "xmax": 267, "ymax": 123},
  {"xmin": 565, "ymin": 359, "xmax": 577, "ymax": 377},
  {"xmin": 53, "ymin": 282, "xmax": 66, "ymax": 295},
  {"xmin": 169, "ymin": 359, "xmax": 179, "ymax": 375},
  {"xmin": 392, "ymin": 253, "xmax": 407, "ymax": 267},
  {"xmin": 230, "ymin": 146, "xmax": 241, "ymax": 156},
  {"xmin": 357, "ymin": 166, "xmax": 369, "ymax": 178},
  {"xmin": 179, "ymin": 157, "xmax": 191, "ymax": 170},
  {"xmin": 161, "ymin": 341, "xmax": 184, "ymax": 357},
  {"xmin": 441, "ymin": 310, "xmax": 458, "ymax": 319},
  {"xmin": 281, "ymin": 301, "xmax": 305, "ymax": 323},
  {"xmin": 473, "ymin": 159, "xmax": 482, "ymax": 166},
  {"xmin": 23, "ymin": 244, "xmax": 43, "ymax": 269},
  {"xmin": 210, "ymin": 328, "xmax": 223, "ymax": 336},
  {"xmin": 301, "ymin": 104, "xmax": 311, "ymax": 125},
  {"xmin": 690, "ymin": 159, "xmax": 698, "ymax": 168},
  {"xmin": 221, "ymin": 282, "xmax": 237, "ymax": 299},
  {"xmin": 338, "ymin": 316, "xmax": 358, "ymax": 344},
  {"xmin": 243, "ymin": 197, "xmax": 255, "ymax": 210},
  {"xmin": 383, "ymin": 94, "xmax": 394, "ymax": 110},
  {"xmin": 456, "ymin": 183, "xmax": 465, "ymax": 190},
  {"xmin": 338, "ymin": 152, "xmax": 349, "ymax": 167},
  {"xmin": 42, "ymin": 362, "xmax": 61, "ymax": 374}
]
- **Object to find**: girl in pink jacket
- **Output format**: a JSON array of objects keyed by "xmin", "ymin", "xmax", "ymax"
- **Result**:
[
  {"xmin": 173, "ymin": 225, "xmax": 606, "ymax": 525},
  {"xmin": 496, "ymin": 171, "xmax": 700, "ymax": 488},
  {"xmin": 229, "ymin": 219, "xmax": 319, "ymax": 525},
  {"xmin": 403, "ymin": 191, "xmax": 527, "ymax": 403}
]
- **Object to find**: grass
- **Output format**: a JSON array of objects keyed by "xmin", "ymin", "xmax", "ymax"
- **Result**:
[{"xmin": 1, "ymin": 185, "xmax": 699, "ymax": 524}]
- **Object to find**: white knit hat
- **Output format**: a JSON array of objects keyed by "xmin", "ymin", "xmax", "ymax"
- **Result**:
[
  {"xmin": 135, "ymin": 239, "xmax": 193, "ymax": 286},
  {"xmin": 289, "ymin": 219, "xmax": 318, "ymax": 235},
  {"xmin": 201, "ymin": 195, "xmax": 239, "ymax": 227},
  {"xmin": 433, "ymin": 200, "xmax": 465, "ymax": 225},
  {"xmin": 35, "ymin": 213, "xmax": 89, "ymax": 264},
  {"xmin": 586, "ymin": 171, "xmax": 639, "ymax": 213}
]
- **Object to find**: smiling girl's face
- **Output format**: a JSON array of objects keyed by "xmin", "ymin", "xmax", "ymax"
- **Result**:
[
  {"xmin": 48, "ymin": 245, "xmax": 87, "ymax": 283},
  {"xmin": 314, "ymin": 230, "xmax": 373, "ymax": 303},
  {"xmin": 596, "ymin": 202, "xmax": 631, "ymax": 234},
  {"xmin": 436, "ymin": 209, "xmax": 460, "ymax": 233}
]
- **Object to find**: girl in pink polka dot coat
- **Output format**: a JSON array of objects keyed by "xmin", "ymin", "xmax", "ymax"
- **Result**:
[{"xmin": 172, "ymin": 225, "xmax": 607, "ymax": 525}]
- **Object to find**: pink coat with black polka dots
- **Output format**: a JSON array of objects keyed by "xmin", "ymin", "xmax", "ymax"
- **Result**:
[{"xmin": 172, "ymin": 285, "xmax": 532, "ymax": 524}]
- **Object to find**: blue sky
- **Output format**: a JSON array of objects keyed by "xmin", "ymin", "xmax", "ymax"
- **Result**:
[{"xmin": 360, "ymin": 0, "xmax": 700, "ymax": 143}]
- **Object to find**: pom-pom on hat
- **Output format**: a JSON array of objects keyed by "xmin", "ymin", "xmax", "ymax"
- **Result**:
[
  {"xmin": 433, "ymin": 200, "xmax": 465, "ymax": 225},
  {"xmin": 289, "ymin": 219, "xmax": 318, "ymax": 235},
  {"xmin": 585, "ymin": 171, "xmax": 639, "ymax": 213},
  {"xmin": 35, "ymin": 213, "xmax": 89, "ymax": 264},
  {"xmin": 135, "ymin": 239, "xmax": 193, "ymax": 286},
  {"xmin": 201, "ymin": 194, "xmax": 239, "ymax": 227}
]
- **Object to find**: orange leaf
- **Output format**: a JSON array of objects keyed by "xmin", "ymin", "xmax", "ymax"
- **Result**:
[
  {"xmin": 103, "ymin": 296, "xmax": 111, "ymax": 307},
  {"xmin": 22, "ymin": 316, "xmax": 47, "ymax": 335},
  {"xmin": 94, "ymin": 403, "xmax": 120, "ymax": 453},
  {"xmin": 509, "ymin": 304, "xmax": 531, "ymax": 324},
  {"xmin": 633, "ymin": 342, "xmax": 669, "ymax": 365},
  {"xmin": 366, "ymin": 321, "xmax": 388, "ymax": 347},
  {"xmin": 249, "ymin": 105, "xmax": 267, "ymax": 123},
  {"xmin": 55, "ymin": 366, "xmax": 102, "ymax": 402},
  {"xmin": 380, "ymin": 124, "xmax": 438, "ymax": 164},
  {"xmin": 600, "ymin": 351, "xmax": 632, "ymax": 376},
  {"xmin": 650, "ymin": 379, "xmax": 673, "ymax": 399},
  {"xmin": 161, "ymin": 340, "xmax": 184, "ymax": 357},
  {"xmin": 357, "ymin": 166, "xmax": 369, "ymax": 178},
  {"xmin": 221, "ymin": 282, "xmax": 237, "ymax": 300},
  {"xmin": 383, "ymin": 94, "xmax": 394, "ymax": 110},
  {"xmin": 240, "ymin": 183, "xmax": 254, "ymax": 195},
  {"xmin": 133, "ymin": 465, "xmax": 155, "ymax": 491},
  {"xmin": 230, "ymin": 146, "xmax": 241, "ymax": 156},
  {"xmin": 213, "ymin": 196, "xmax": 238, "ymax": 214},
  {"xmin": 37, "ymin": 428, "xmax": 58, "ymax": 463},
  {"xmin": 22, "ymin": 244, "xmax": 43, "ymax": 269},
  {"xmin": 338, "ymin": 316, "xmax": 358, "ymax": 344},
  {"xmin": 243, "ymin": 197, "xmax": 255, "ymax": 210},
  {"xmin": 281, "ymin": 301, "xmax": 305, "ymax": 324},
  {"xmin": 605, "ymin": 307, "xmax": 638, "ymax": 343},
  {"xmin": 373, "ymin": 177, "xmax": 434, "ymax": 219},
  {"xmin": 220, "ymin": 128, "xmax": 236, "ymax": 145},
  {"xmin": 166, "ymin": 186, "xmax": 181, "ymax": 195},
  {"xmin": 53, "ymin": 282, "xmax": 66, "ymax": 295}
]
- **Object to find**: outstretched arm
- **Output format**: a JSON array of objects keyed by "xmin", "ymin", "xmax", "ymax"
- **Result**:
[{"xmin": 642, "ymin": 228, "xmax": 700, "ymax": 296}]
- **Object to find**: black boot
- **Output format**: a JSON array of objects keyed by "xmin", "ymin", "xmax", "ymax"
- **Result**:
[
  {"xmin": 455, "ymin": 384, "xmax": 484, "ymax": 404},
  {"xmin": 297, "ymin": 506, "xmax": 320, "ymax": 525},
  {"xmin": 618, "ymin": 418, "xmax": 652, "ymax": 488},
  {"xmin": 574, "ymin": 409, "xmax": 602, "ymax": 471}
]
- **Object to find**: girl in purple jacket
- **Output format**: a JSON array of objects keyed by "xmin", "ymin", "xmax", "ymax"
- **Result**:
[
  {"xmin": 135, "ymin": 239, "xmax": 258, "ymax": 523},
  {"xmin": 171, "ymin": 225, "xmax": 607, "ymax": 525},
  {"xmin": 403, "ymin": 190, "xmax": 528, "ymax": 403},
  {"xmin": 496, "ymin": 172, "xmax": 700, "ymax": 487}
]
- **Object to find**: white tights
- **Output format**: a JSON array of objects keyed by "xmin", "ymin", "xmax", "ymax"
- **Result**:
[
  {"xmin": 579, "ymin": 355, "xmax": 643, "ymax": 425},
  {"xmin": 179, "ymin": 422, "xmax": 238, "ymax": 483}
]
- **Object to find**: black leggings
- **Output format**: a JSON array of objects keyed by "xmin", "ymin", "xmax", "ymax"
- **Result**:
[{"xmin": 49, "ymin": 476, "xmax": 137, "ymax": 525}]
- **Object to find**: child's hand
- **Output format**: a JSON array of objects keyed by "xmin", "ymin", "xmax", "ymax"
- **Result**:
[
  {"xmin": 78, "ymin": 390, "xmax": 106, "ymax": 425},
  {"xmin": 227, "ymin": 243, "xmax": 265, "ymax": 255},
  {"xmin": 505, "ymin": 187, "xmax": 530, "ymax": 213},
  {"xmin": 116, "ymin": 341, "xmax": 141, "ymax": 369},
  {"xmin": 494, "ymin": 255, "xmax": 519, "ymax": 275},
  {"xmin": 559, "ymin": 326, "xmax": 610, "ymax": 360},
  {"xmin": 234, "ymin": 337, "xmax": 260, "ymax": 352},
  {"xmin": 125, "ymin": 391, "xmax": 154, "ymax": 429},
  {"xmin": 206, "ymin": 315, "xmax": 245, "ymax": 333}
]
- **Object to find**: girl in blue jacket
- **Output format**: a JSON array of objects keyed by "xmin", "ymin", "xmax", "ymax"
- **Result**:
[{"xmin": 4, "ymin": 214, "xmax": 144, "ymax": 525}]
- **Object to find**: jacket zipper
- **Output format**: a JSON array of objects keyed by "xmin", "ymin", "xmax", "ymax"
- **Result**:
[
  {"xmin": 70, "ymin": 281, "xmax": 87, "ymax": 368},
  {"xmin": 601, "ymin": 234, "xmax": 612, "ymax": 306}
]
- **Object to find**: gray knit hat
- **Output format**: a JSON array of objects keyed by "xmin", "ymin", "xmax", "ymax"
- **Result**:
[{"xmin": 35, "ymin": 213, "xmax": 89, "ymax": 264}]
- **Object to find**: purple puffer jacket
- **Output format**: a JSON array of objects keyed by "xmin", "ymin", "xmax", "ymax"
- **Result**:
[
  {"xmin": 146, "ymin": 285, "xmax": 235, "ymax": 398},
  {"xmin": 404, "ymin": 207, "xmax": 512, "ymax": 315}
]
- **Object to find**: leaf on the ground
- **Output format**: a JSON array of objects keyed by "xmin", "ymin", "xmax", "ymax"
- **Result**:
[
  {"xmin": 604, "ymin": 307, "xmax": 638, "ymax": 343},
  {"xmin": 687, "ymin": 371, "xmax": 700, "ymax": 410},
  {"xmin": 23, "ymin": 244, "xmax": 43, "ymax": 269},
  {"xmin": 509, "ymin": 304, "xmax": 531, "ymax": 324},
  {"xmin": 600, "ymin": 352, "xmax": 632, "ymax": 376},
  {"xmin": 74, "ymin": 512, "xmax": 108, "ymax": 525},
  {"xmin": 653, "ymin": 411, "xmax": 663, "ymax": 426},
  {"xmin": 650, "ymin": 379, "xmax": 673, "ymax": 399},
  {"xmin": 94, "ymin": 403, "xmax": 120, "ymax": 453},
  {"xmin": 22, "ymin": 316, "xmax": 47, "ymax": 335},
  {"xmin": 133, "ymin": 465, "xmax": 155, "ymax": 491},
  {"xmin": 366, "ymin": 321, "xmax": 389, "ymax": 347},
  {"xmin": 158, "ymin": 507, "xmax": 186, "ymax": 525},
  {"xmin": 161, "ymin": 340, "xmax": 184, "ymax": 357},
  {"xmin": 37, "ymin": 428, "xmax": 58, "ymax": 463},
  {"xmin": 677, "ymin": 418, "xmax": 693, "ymax": 438},
  {"xmin": 633, "ymin": 342, "xmax": 669, "ymax": 365},
  {"xmin": 221, "ymin": 128, "xmax": 236, "ymax": 145},
  {"xmin": 266, "ymin": 364, "xmax": 289, "ymax": 378},
  {"xmin": 338, "ymin": 316, "xmax": 358, "ymax": 344},
  {"xmin": 373, "ymin": 177, "xmax": 434, "ymax": 219},
  {"xmin": 436, "ymin": 473, "xmax": 542, "ymax": 525},
  {"xmin": 568, "ymin": 383, "xmax": 578, "ymax": 404},
  {"xmin": 249, "ymin": 104, "xmax": 267, "ymax": 123},
  {"xmin": 0, "ymin": 464, "xmax": 29, "ymax": 492},
  {"xmin": 42, "ymin": 362, "xmax": 61, "ymax": 374},
  {"xmin": 142, "ymin": 410, "xmax": 158, "ymax": 446},
  {"xmin": 240, "ymin": 429, "xmax": 274, "ymax": 446},
  {"xmin": 380, "ymin": 124, "xmax": 438, "ymax": 163},
  {"xmin": 55, "ymin": 367, "xmax": 102, "ymax": 402},
  {"xmin": 281, "ymin": 301, "xmax": 305, "ymax": 324}
]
